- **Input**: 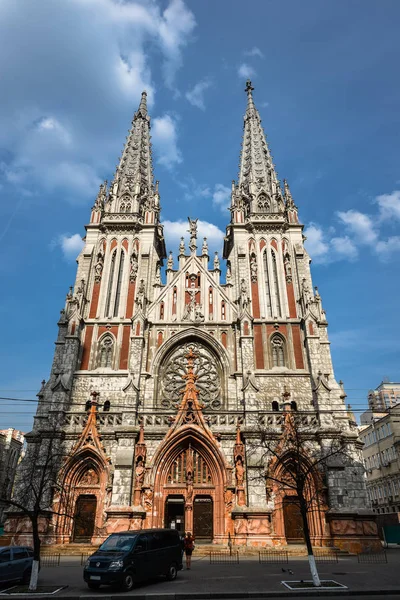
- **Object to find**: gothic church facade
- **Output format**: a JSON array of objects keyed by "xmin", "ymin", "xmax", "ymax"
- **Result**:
[{"xmin": 6, "ymin": 82, "xmax": 378, "ymax": 551}]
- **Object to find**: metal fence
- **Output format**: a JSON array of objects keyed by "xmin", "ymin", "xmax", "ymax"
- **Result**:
[
  {"xmin": 259, "ymin": 550, "xmax": 288, "ymax": 564},
  {"xmin": 40, "ymin": 553, "xmax": 61, "ymax": 567},
  {"xmin": 313, "ymin": 549, "xmax": 339, "ymax": 563},
  {"xmin": 209, "ymin": 551, "xmax": 239, "ymax": 564},
  {"xmin": 357, "ymin": 551, "xmax": 387, "ymax": 564}
]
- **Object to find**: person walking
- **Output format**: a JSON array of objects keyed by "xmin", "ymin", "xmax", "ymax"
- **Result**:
[{"xmin": 183, "ymin": 531, "xmax": 195, "ymax": 569}]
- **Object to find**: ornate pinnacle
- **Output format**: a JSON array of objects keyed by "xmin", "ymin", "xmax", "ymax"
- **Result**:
[
  {"xmin": 245, "ymin": 79, "xmax": 254, "ymax": 94},
  {"xmin": 135, "ymin": 90, "xmax": 148, "ymax": 119}
]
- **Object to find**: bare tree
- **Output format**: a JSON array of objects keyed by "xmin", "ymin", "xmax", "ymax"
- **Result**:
[
  {"xmin": 0, "ymin": 429, "xmax": 71, "ymax": 591},
  {"xmin": 248, "ymin": 406, "xmax": 353, "ymax": 587}
]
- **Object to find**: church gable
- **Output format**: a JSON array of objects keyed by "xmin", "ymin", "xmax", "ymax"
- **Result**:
[{"xmin": 146, "ymin": 251, "xmax": 238, "ymax": 324}]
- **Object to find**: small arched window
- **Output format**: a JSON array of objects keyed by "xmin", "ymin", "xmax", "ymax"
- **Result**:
[
  {"xmin": 85, "ymin": 400, "xmax": 91, "ymax": 412},
  {"xmin": 99, "ymin": 336, "xmax": 114, "ymax": 368},
  {"xmin": 272, "ymin": 401, "xmax": 279, "ymax": 412},
  {"xmin": 271, "ymin": 335, "xmax": 285, "ymax": 367},
  {"xmin": 291, "ymin": 400, "xmax": 297, "ymax": 411},
  {"xmin": 103, "ymin": 400, "xmax": 111, "ymax": 412}
]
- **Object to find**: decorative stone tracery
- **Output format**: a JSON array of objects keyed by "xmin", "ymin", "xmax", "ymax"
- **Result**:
[{"xmin": 159, "ymin": 341, "xmax": 222, "ymax": 410}]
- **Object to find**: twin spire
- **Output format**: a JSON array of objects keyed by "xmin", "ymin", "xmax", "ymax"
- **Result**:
[{"xmin": 92, "ymin": 84, "xmax": 297, "ymax": 224}]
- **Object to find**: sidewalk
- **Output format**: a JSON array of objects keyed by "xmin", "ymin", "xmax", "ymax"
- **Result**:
[{"xmin": 2, "ymin": 553, "xmax": 400, "ymax": 599}]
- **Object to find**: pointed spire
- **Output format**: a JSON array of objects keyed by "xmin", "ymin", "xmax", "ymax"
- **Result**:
[
  {"xmin": 113, "ymin": 90, "xmax": 156, "ymax": 211},
  {"xmin": 237, "ymin": 81, "xmax": 282, "ymax": 215}
]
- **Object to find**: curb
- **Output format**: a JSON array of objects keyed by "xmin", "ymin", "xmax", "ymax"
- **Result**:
[{"xmin": 7, "ymin": 591, "xmax": 400, "ymax": 599}]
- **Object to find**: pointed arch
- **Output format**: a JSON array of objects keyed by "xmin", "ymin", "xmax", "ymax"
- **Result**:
[
  {"xmin": 97, "ymin": 333, "xmax": 115, "ymax": 369},
  {"xmin": 113, "ymin": 249, "xmax": 125, "ymax": 317},
  {"xmin": 105, "ymin": 249, "xmax": 117, "ymax": 316},
  {"xmin": 271, "ymin": 248, "xmax": 282, "ymax": 317},
  {"xmin": 270, "ymin": 332, "xmax": 286, "ymax": 368},
  {"xmin": 263, "ymin": 249, "xmax": 272, "ymax": 316}
]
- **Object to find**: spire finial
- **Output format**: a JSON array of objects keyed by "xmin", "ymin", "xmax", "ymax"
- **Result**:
[
  {"xmin": 245, "ymin": 80, "xmax": 254, "ymax": 94},
  {"xmin": 136, "ymin": 90, "xmax": 148, "ymax": 118}
]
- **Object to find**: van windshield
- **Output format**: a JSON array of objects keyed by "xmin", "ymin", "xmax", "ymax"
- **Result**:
[{"xmin": 98, "ymin": 534, "xmax": 138, "ymax": 553}]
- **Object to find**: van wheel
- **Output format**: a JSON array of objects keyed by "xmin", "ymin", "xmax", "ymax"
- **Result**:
[
  {"xmin": 166, "ymin": 563, "xmax": 177, "ymax": 581},
  {"xmin": 121, "ymin": 571, "xmax": 135, "ymax": 591},
  {"xmin": 87, "ymin": 582, "xmax": 101, "ymax": 590}
]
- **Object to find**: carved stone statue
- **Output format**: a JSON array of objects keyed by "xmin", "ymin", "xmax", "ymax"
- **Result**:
[
  {"xmin": 214, "ymin": 252, "xmax": 220, "ymax": 270},
  {"xmin": 250, "ymin": 254, "xmax": 257, "ymax": 282},
  {"xmin": 187, "ymin": 217, "xmax": 198, "ymax": 253},
  {"xmin": 80, "ymin": 468, "xmax": 99, "ymax": 486},
  {"xmin": 155, "ymin": 262, "xmax": 161, "ymax": 285},
  {"xmin": 136, "ymin": 279, "xmax": 145, "ymax": 310},
  {"xmin": 179, "ymin": 237, "xmax": 185, "ymax": 255},
  {"xmin": 202, "ymin": 237, "xmax": 208, "ymax": 255},
  {"xmin": 94, "ymin": 252, "xmax": 104, "ymax": 282},
  {"xmin": 167, "ymin": 251, "xmax": 173, "ymax": 270},
  {"xmin": 226, "ymin": 260, "xmax": 232, "ymax": 282},
  {"xmin": 129, "ymin": 252, "xmax": 138, "ymax": 282},
  {"xmin": 235, "ymin": 457, "xmax": 245, "ymax": 487},
  {"xmin": 284, "ymin": 255, "xmax": 292, "ymax": 282},
  {"xmin": 239, "ymin": 279, "xmax": 250, "ymax": 311},
  {"xmin": 143, "ymin": 489, "xmax": 153, "ymax": 512},
  {"xmin": 135, "ymin": 460, "xmax": 145, "ymax": 488}
]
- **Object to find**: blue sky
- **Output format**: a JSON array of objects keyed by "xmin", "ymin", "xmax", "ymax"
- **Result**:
[{"xmin": 1, "ymin": 0, "xmax": 400, "ymax": 432}]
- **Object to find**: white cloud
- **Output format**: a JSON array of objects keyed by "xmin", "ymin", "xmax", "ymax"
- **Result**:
[
  {"xmin": 304, "ymin": 223, "xmax": 329, "ymax": 261},
  {"xmin": 244, "ymin": 47, "xmax": 264, "ymax": 59},
  {"xmin": 337, "ymin": 210, "xmax": 378, "ymax": 244},
  {"xmin": 238, "ymin": 63, "xmax": 256, "ymax": 79},
  {"xmin": 212, "ymin": 183, "xmax": 231, "ymax": 212},
  {"xmin": 152, "ymin": 114, "xmax": 182, "ymax": 169},
  {"xmin": 162, "ymin": 219, "xmax": 225, "ymax": 256},
  {"xmin": 58, "ymin": 234, "xmax": 84, "ymax": 261},
  {"xmin": 0, "ymin": 0, "xmax": 195, "ymax": 198},
  {"xmin": 376, "ymin": 236, "xmax": 400, "ymax": 261},
  {"xmin": 376, "ymin": 190, "xmax": 400, "ymax": 222},
  {"xmin": 185, "ymin": 78, "xmax": 212, "ymax": 110},
  {"xmin": 330, "ymin": 236, "xmax": 358, "ymax": 261}
]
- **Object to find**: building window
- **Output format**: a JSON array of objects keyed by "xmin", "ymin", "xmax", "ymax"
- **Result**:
[
  {"xmin": 99, "ymin": 336, "xmax": 114, "ymax": 368},
  {"xmin": 291, "ymin": 400, "xmax": 297, "ymax": 411},
  {"xmin": 103, "ymin": 400, "xmax": 110, "ymax": 412},
  {"xmin": 113, "ymin": 251, "xmax": 125, "ymax": 317},
  {"xmin": 105, "ymin": 250, "xmax": 117, "ymax": 316},
  {"xmin": 221, "ymin": 301, "xmax": 226, "ymax": 320},
  {"xmin": 263, "ymin": 251, "xmax": 272, "ymax": 316},
  {"xmin": 85, "ymin": 400, "xmax": 91, "ymax": 412},
  {"xmin": 272, "ymin": 401, "xmax": 279, "ymax": 412},
  {"xmin": 271, "ymin": 250, "xmax": 282, "ymax": 318},
  {"xmin": 271, "ymin": 335, "xmax": 285, "ymax": 367}
]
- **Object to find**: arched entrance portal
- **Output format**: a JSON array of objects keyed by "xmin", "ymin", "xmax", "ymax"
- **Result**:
[
  {"xmin": 152, "ymin": 434, "xmax": 227, "ymax": 543},
  {"xmin": 72, "ymin": 495, "xmax": 97, "ymax": 542}
]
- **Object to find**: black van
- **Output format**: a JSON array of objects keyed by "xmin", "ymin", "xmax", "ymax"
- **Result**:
[{"xmin": 83, "ymin": 528, "xmax": 183, "ymax": 591}]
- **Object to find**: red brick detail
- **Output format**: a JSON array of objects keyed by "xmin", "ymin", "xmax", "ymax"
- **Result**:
[
  {"xmin": 135, "ymin": 322, "xmax": 141, "ymax": 336},
  {"xmin": 266, "ymin": 324, "xmax": 288, "ymax": 338},
  {"xmin": 221, "ymin": 332, "xmax": 227, "ymax": 348},
  {"xmin": 251, "ymin": 282, "xmax": 260, "ymax": 318},
  {"xmin": 244, "ymin": 321, "xmax": 249, "ymax": 336},
  {"xmin": 286, "ymin": 281, "xmax": 297, "ymax": 318},
  {"xmin": 110, "ymin": 239, "xmax": 117, "ymax": 251},
  {"xmin": 157, "ymin": 331, "xmax": 163, "ymax": 347},
  {"xmin": 208, "ymin": 287, "xmax": 213, "ymax": 317},
  {"xmin": 271, "ymin": 239, "xmax": 278, "ymax": 251},
  {"xmin": 260, "ymin": 239, "xmax": 266, "ymax": 251},
  {"xmin": 160, "ymin": 302, "xmax": 164, "ymax": 319},
  {"xmin": 292, "ymin": 325, "xmax": 305, "ymax": 369},
  {"xmin": 122, "ymin": 239, "xmax": 128, "ymax": 252},
  {"xmin": 98, "ymin": 325, "xmax": 118, "ymax": 339},
  {"xmin": 80, "ymin": 326, "xmax": 94, "ymax": 370},
  {"xmin": 89, "ymin": 282, "xmax": 101, "ymax": 318},
  {"xmin": 185, "ymin": 290, "xmax": 191, "ymax": 305},
  {"xmin": 309, "ymin": 322, "xmax": 314, "ymax": 335},
  {"xmin": 254, "ymin": 325, "xmax": 264, "ymax": 369},
  {"xmin": 172, "ymin": 287, "xmax": 177, "ymax": 316},
  {"xmin": 126, "ymin": 282, "xmax": 136, "ymax": 318},
  {"xmin": 119, "ymin": 326, "xmax": 130, "ymax": 370},
  {"xmin": 70, "ymin": 322, "xmax": 76, "ymax": 335}
]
